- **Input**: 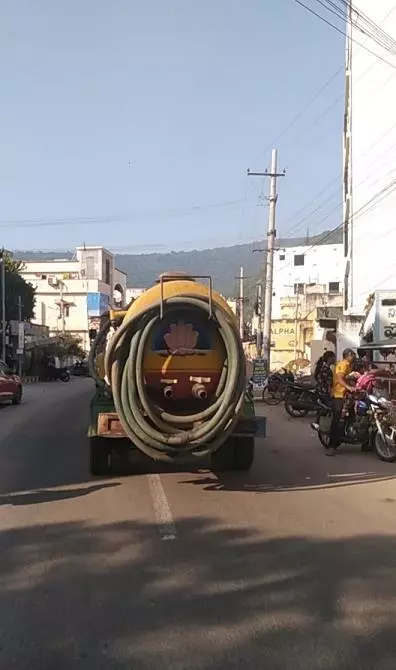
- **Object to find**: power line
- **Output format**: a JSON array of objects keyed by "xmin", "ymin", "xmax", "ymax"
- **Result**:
[
  {"xmin": 0, "ymin": 197, "xmax": 258, "ymax": 229},
  {"xmin": 291, "ymin": 0, "xmax": 396, "ymax": 69},
  {"xmin": 252, "ymin": 66, "xmax": 343, "ymax": 164}
]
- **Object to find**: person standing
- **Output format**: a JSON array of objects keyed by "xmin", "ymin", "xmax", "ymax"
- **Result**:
[
  {"xmin": 311, "ymin": 350, "xmax": 336, "ymax": 431},
  {"xmin": 326, "ymin": 348, "xmax": 356, "ymax": 457}
]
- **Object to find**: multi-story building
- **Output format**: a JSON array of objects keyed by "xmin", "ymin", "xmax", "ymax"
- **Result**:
[
  {"xmin": 343, "ymin": 1, "xmax": 396, "ymax": 317},
  {"xmin": 20, "ymin": 246, "xmax": 127, "ymax": 351},
  {"xmin": 272, "ymin": 243, "xmax": 344, "ymax": 318}
]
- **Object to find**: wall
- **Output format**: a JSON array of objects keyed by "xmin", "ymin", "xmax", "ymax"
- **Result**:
[
  {"xmin": 126, "ymin": 287, "xmax": 145, "ymax": 303},
  {"xmin": 269, "ymin": 318, "xmax": 307, "ymax": 370},
  {"xmin": 344, "ymin": 2, "xmax": 396, "ymax": 314},
  {"xmin": 280, "ymin": 289, "xmax": 343, "ymax": 320},
  {"xmin": 336, "ymin": 316, "xmax": 363, "ymax": 357},
  {"xmin": 272, "ymin": 244, "xmax": 344, "ymax": 318}
]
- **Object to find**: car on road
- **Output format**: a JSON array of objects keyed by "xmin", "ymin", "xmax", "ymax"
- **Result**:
[{"xmin": 0, "ymin": 360, "xmax": 22, "ymax": 405}]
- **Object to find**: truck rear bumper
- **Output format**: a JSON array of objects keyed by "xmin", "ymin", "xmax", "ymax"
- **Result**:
[{"xmin": 93, "ymin": 412, "xmax": 266, "ymax": 440}]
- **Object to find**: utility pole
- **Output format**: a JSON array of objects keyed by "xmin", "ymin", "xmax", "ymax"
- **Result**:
[
  {"xmin": 58, "ymin": 280, "xmax": 66, "ymax": 334},
  {"xmin": 239, "ymin": 266, "xmax": 244, "ymax": 340},
  {"xmin": 0, "ymin": 249, "xmax": 6, "ymax": 362},
  {"xmin": 248, "ymin": 149, "xmax": 285, "ymax": 372},
  {"xmin": 17, "ymin": 295, "xmax": 24, "ymax": 377},
  {"xmin": 294, "ymin": 289, "xmax": 299, "ymax": 360},
  {"xmin": 255, "ymin": 282, "xmax": 263, "ymax": 356}
]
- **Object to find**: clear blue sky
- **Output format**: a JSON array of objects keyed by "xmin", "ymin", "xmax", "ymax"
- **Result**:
[{"xmin": 0, "ymin": 0, "xmax": 345, "ymax": 253}]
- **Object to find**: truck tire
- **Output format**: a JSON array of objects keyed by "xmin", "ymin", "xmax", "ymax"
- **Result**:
[
  {"xmin": 90, "ymin": 437, "xmax": 112, "ymax": 476},
  {"xmin": 232, "ymin": 437, "xmax": 255, "ymax": 471},
  {"xmin": 210, "ymin": 440, "xmax": 234, "ymax": 472}
]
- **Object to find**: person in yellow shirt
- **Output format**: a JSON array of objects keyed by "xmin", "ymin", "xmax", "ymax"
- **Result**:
[{"xmin": 326, "ymin": 348, "xmax": 356, "ymax": 456}]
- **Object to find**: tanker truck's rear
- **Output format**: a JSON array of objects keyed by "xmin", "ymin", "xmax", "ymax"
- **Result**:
[{"xmin": 87, "ymin": 272, "xmax": 264, "ymax": 475}]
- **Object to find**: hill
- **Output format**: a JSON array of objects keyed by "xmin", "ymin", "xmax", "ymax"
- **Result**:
[{"xmin": 14, "ymin": 228, "xmax": 342, "ymax": 298}]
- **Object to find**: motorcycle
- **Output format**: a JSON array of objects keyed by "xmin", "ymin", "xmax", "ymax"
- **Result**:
[
  {"xmin": 367, "ymin": 392, "xmax": 396, "ymax": 462},
  {"xmin": 284, "ymin": 379, "xmax": 319, "ymax": 418},
  {"xmin": 314, "ymin": 391, "xmax": 375, "ymax": 452},
  {"xmin": 42, "ymin": 365, "xmax": 71, "ymax": 382},
  {"xmin": 262, "ymin": 369, "xmax": 295, "ymax": 405},
  {"xmin": 314, "ymin": 389, "xmax": 396, "ymax": 460}
]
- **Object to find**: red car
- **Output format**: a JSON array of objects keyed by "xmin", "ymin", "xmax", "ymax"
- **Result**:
[{"xmin": 0, "ymin": 360, "xmax": 22, "ymax": 405}]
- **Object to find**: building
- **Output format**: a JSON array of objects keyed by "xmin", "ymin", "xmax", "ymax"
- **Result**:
[
  {"xmin": 125, "ymin": 287, "xmax": 145, "ymax": 304},
  {"xmin": 343, "ymin": 1, "xmax": 396, "ymax": 317},
  {"xmin": 272, "ymin": 243, "xmax": 344, "ymax": 318},
  {"xmin": 20, "ymin": 246, "xmax": 127, "ymax": 351}
]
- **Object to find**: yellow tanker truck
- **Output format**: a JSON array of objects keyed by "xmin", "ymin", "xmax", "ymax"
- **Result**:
[{"xmin": 87, "ymin": 272, "xmax": 265, "ymax": 475}]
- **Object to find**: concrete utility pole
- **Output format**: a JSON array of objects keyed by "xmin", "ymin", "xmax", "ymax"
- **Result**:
[
  {"xmin": 256, "ymin": 282, "xmax": 263, "ymax": 356},
  {"xmin": 1, "ymin": 249, "xmax": 6, "ymax": 362},
  {"xmin": 294, "ymin": 289, "xmax": 299, "ymax": 360},
  {"xmin": 248, "ymin": 149, "xmax": 285, "ymax": 371},
  {"xmin": 239, "ymin": 265, "xmax": 244, "ymax": 340},
  {"xmin": 17, "ymin": 296, "xmax": 23, "ymax": 377}
]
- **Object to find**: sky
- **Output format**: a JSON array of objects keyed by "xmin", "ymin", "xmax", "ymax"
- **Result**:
[{"xmin": 0, "ymin": 0, "xmax": 345, "ymax": 253}]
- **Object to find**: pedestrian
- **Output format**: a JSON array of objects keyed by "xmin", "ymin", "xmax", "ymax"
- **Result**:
[
  {"xmin": 326, "ymin": 348, "xmax": 356, "ymax": 457},
  {"xmin": 311, "ymin": 350, "xmax": 336, "ymax": 430}
]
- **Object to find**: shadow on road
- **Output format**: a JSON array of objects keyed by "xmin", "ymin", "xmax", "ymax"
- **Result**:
[
  {"xmin": 0, "ymin": 517, "xmax": 396, "ymax": 668},
  {"xmin": 0, "ymin": 483, "xmax": 120, "ymax": 506}
]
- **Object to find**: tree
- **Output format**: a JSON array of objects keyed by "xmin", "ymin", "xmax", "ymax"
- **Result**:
[
  {"xmin": 0, "ymin": 253, "xmax": 36, "ymax": 321},
  {"xmin": 47, "ymin": 333, "xmax": 85, "ymax": 360}
]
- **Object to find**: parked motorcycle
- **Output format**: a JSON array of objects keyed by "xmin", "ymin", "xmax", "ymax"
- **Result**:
[
  {"xmin": 367, "ymin": 393, "xmax": 396, "ymax": 462},
  {"xmin": 42, "ymin": 365, "xmax": 71, "ymax": 382},
  {"xmin": 262, "ymin": 369, "xmax": 294, "ymax": 405},
  {"xmin": 284, "ymin": 380, "xmax": 318, "ymax": 417}
]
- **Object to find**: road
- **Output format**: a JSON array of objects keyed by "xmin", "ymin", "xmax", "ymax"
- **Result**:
[{"xmin": 1, "ymin": 380, "xmax": 396, "ymax": 669}]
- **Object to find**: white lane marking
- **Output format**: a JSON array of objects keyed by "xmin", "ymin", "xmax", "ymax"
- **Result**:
[{"xmin": 148, "ymin": 474, "xmax": 177, "ymax": 540}]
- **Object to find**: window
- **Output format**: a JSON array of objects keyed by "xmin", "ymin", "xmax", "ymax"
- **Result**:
[
  {"xmin": 294, "ymin": 254, "xmax": 305, "ymax": 266},
  {"xmin": 279, "ymin": 254, "xmax": 285, "ymax": 261},
  {"xmin": 105, "ymin": 258, "xmax": 111, "ymax": 285},
  {"xmin": 41, "ymin": 274, "xmax": 47, "ymax": 280},
  {"xmin": 294, "ymin": 283, "xmax": 304, "ymax": 295},
  {"xmin": 64, "ymin": 305, "xmax": 70, "ymax": 318},
  {"xmin": 329, "ymin": 282, "xmax": 340, "ymax": 294}
]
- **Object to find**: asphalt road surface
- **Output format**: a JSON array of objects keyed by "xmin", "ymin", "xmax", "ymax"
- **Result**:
[{"xmin": 1, "ymin": 380, "xmax": 396, "ymax": 669}]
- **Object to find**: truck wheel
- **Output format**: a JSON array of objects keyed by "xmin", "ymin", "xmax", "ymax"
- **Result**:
[
  {"xmin": 90, "ymin": 437, "xmax": 112, "ymax": 476},
  {"xmin": 210, "ymin": 441, "xmax": 234, "ymax": 472},
  {"xmin": 232, "ymin": 437, "xmax": 255, "ymax": 471}
]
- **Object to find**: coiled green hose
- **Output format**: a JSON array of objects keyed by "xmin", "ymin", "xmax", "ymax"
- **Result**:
[{"xmin": 99, "ymin": 294, "xmax": 246, "ymax": 463}]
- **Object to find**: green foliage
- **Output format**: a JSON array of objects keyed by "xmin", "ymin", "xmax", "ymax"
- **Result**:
[
  {"xmin": 0, "ymin": 253, "xmax": 36, "ymax": 321},
  {"xmin": 46, "ymin": 333, "xmax": 85, "ymax": 360}
]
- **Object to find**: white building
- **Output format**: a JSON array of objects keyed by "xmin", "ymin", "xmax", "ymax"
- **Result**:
[
  {"xmin": 272, "ymin": 243, "xmax": 344, "ymax": 318},
  {"xmin": 20, "ymin": 246, "xmax": 127, "ymax": 351},
  {"xmin": 344, "ymin": 1, "xmax": 396, "ymax": 316},
  {"xmin": 125, "ymin": 287, "xmax": 145, "ymax": 304}
]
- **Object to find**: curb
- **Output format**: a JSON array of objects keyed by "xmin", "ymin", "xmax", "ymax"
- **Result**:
[{"xmin": 22, "ymin": 377, "xmax": 40, "ymax": 384}]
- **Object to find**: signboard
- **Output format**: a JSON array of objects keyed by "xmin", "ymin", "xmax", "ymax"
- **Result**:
[
  {"xmin": 252, "ymin": 358, "xmax": 267, "ymax": 387},
  {"xmin": 374, "ymin": 293, "xmax": 396, "ymax": 362},
  {"xmin": 87, "ymin": 292, "xmax": 109, "ymax": 317}
]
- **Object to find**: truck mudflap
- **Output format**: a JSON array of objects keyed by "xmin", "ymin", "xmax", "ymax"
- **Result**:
[{"xmin": 233, "ymin": 415, "xmax": 266, "ymax": 439}]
